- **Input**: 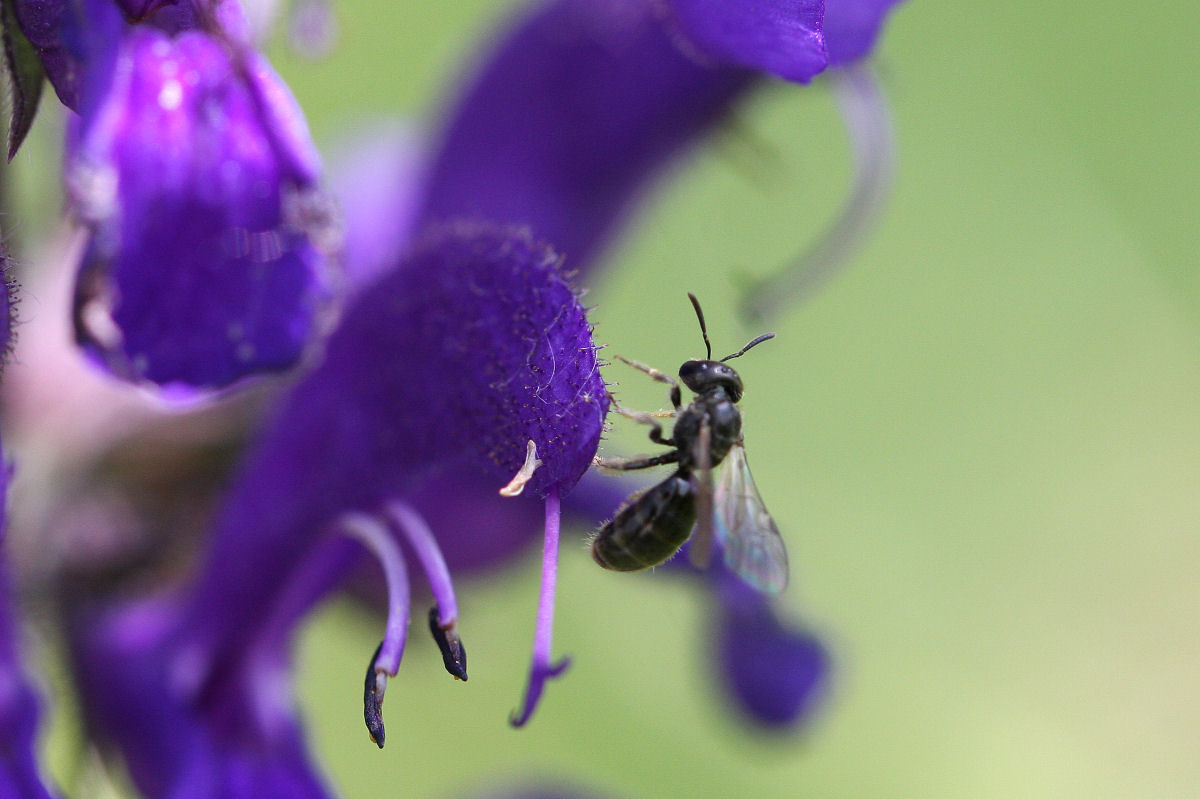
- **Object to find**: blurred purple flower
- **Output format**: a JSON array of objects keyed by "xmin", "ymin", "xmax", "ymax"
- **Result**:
[
  {"xmin": 713, "ymin": 567, "xmax": 829, "ymax": 727},
  {"xmin": 71, "ymin": 590, "xmax": 334, "ymax": 799},
  {"xmin": 8, "ymin": 0, "xmax": 332, "ymax": 395},
  {"xmin": 0, "ymin": 474, "xmax": 55, "ymax": 799},
  {"xmin": 67, "ymin": 17, "xmax": 330, "ymax": 395}
]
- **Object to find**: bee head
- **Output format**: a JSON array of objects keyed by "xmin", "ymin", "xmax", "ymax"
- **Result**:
[
  {"xmin": 681, "ymin": 293, "xmax": 773, "ymax": 403},
  {"xmin": 679, "ymin": 359, "xmax": 743, "ymax": 402}
]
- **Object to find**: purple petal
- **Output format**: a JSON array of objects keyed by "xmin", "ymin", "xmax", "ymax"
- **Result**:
[
  {"xmin": 0, "ymin": 555, "xmax": 55, "ymax": 799},
  {"xmin": 662, "ymin": 0, "xmax": 827, "ymax": 83},
  {"xmin": 417, "ymin": 0, "xmax": 755, "ymax": 273},
  {"xmin": 69, "ymin": 594, "xmax": 334, "ymax": 799},
  {"xmin": 10, "ymin": 0, "xmax": 90, "ymax": 108},
  {"xmin": 68, "ymin": 27, "xmax": 331, "ymax": 394},
  {"xmin": 824, "ymin": 0, "xmax": 905, "ymax": 66},
  {"xmin": 716, "ymin": 575, "xmax": 829, "ymax": 727},
  {"xmin": 68, "ymin": 513, "xmax": 357, "ymax": 798}
]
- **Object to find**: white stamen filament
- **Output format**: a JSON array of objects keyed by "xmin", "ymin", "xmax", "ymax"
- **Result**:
[{"xmin": 499, "ymin": 439, "xmax": 543, "ymax": 497}]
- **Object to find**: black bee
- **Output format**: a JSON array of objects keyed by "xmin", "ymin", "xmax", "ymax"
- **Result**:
[{"xmin": 592, "ymin": 294, "xmax": 788, "ymax": 593}]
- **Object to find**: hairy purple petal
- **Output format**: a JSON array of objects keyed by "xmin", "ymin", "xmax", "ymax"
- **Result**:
[
  {"xmin": 417, "ymin": 0, "xmax": 754, "ymax": 273},
  {"xmin": 824, "ymin": 0, "xmax": 905, "ymax": 66},
  {"xmin": 662, "ymin": 0, "xmax": 826, "ymax": 83},
  {"xmin": 67, "ymin": 27, "xmax": 330, "ymax": 394},
  {"xmin": 715, "ymin": 573, "xmax": 829, "ymax": 727}
]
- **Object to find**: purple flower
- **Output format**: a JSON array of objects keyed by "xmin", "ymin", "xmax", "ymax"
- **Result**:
[
  {"xmin": 6, "ymin": 0, "xmax": 331, "ymax": 395},
  {"xmin": 712, "ymin": 566, "xmax": 829, "ymax": 727},
  {"xmin": 66, "ymin": 14, "xmax": 330, "ymax": 395}
]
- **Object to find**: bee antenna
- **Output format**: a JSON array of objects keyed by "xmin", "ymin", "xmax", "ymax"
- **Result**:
[
  {"xmin": 687, "ymin": 292, "xmax": 712, "ymax": 360},
  {"xmin": 720, "ymin": 332, "xmax": 775, "ymax": 362}
]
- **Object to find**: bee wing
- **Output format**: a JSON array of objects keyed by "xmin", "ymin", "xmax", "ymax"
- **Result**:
[
  {"xmin": 715, "ymin": 443, "xmax": 789, "ymax": 594},
  {"xmin": 687, "ymin": 413, "xmax": 716, "ymax": 569}
]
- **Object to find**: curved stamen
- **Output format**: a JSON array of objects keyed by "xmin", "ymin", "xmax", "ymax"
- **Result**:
[
  {"xmin": 509, "ymin": 489, "xmax": 570, "ymax": 727},
  {"xmin": 340, "ymin": 512, "xmax": 410, "ymax": 748},
  {"xmin": 740, "ymin": 63, "xmax": 896, "ymax": 323},
  {"xmin": 386, "ymin": 501, "xmax": 467, "ymax": 680}
]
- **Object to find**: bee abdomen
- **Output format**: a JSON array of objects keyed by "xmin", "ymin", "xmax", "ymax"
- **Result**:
[{"xmin": 591, "ymin": 474, "xmax": 696, "ymax": 571}]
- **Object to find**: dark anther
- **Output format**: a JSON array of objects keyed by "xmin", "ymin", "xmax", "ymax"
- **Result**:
[
  {"xmin": 428, "ymin": 605, "xmax": 468, "ymax": 681},
  {"xmin": 363, "ymin": 641, "xmax": 386, "ymax": 748}
]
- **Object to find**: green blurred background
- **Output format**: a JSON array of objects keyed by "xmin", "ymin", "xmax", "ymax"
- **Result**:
[{"xmin": 10, "ymin": 0, "xmax": 1200, "ymax": 796}]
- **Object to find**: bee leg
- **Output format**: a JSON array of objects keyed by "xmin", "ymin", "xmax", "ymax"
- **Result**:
[
  {"xmin": 610, "ymin": 401, "xmax": 675, "ymax": 447},
  {"xmin": 594, "ymin": 450, "xmax": 681, "ymax": 471},
  {"xmin": 615, "ymin": 355, "xmax": 683, "ymax": 410}
]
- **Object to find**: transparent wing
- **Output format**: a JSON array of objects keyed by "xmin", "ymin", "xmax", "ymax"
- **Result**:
[
  {"xmin": 714, "ymin": 443, "xmax": 789, "ymax": 594},
  {"xmin": 687, "ymin": 414, "xmax": 716, "ymax": 569}
]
